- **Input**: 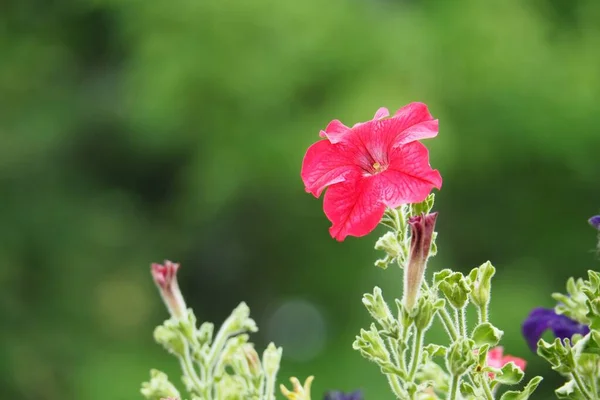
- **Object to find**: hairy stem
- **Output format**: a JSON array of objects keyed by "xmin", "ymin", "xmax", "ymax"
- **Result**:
[
  {"xmin": 459, "ymin": 307, "xmax": 467, "ymax": 337},
  {"xmin": 481, "ymin": 378, "xmax": 494, "ymax": 400},
  {"xmin": 386, "ymin": 373, "xmax": 408, "ymax": 400},
  {"xmin": 408, "ymin": 329, "xmax": 424, "ymax": 380},
  {"xmin": 448, "ymin": 374, "xmax": 460, "ymax": 400},
  {"xmin": 438, "ymin": 307, "xmax": 459, "ymax": 341},
  {"xmin": 179, "ymin": 343, "xmax": 207, "ymax": 398},
  {"xmin": 478, "ymin": 304, "xmax": 488, "ymax": 324},
  {"xmin": 387, "ymin": 336, "xmax": 406, "ymax": 375},
  {"xmin": 572, "ymin": 371, "xmax": 594, "ymax": 400},
  {"xmin": 264, "ymin": 373, "xmax": 277, "ymax": 400}
]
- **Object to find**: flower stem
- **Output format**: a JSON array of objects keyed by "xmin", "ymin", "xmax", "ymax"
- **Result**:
[
  {"xmin": 572, "ymin": 371, "xmax": 594, "ymax": 400},
  {"xmin": 590, "ymin": 372, "xmax": 598, "ymax": 398},
  {"xmin": 481, "ymin": 378, "xmax": 494, "ymax": 400},
  {"xmin": 179, "ymin": 344, "xmax": 206, "ymax": 398},
  {"xmin": 459, "ymin": 307, "xmax": 467, "ymax": 337},
  {"xmin": 478, "ymin": 305, "xmax": 488, "ymax": 324},
  {"xmin": 408, "ymin": 329, "xmax": 424, "ymax": 380},
  {"xmin": 448, "ymin": 374, "xmax": 460, "ymax": 400},
  {"xmin": 388, "ymin": 336, "xmax": 407, "ymax": 374},
  {"xmin": 264, "ymin": 373, "xmax": 277, "ymax": 400},
  {"xmin": 386, "ymin": 373, "xmax": 408, "ymax": 399},
  {"xmin": 438, "ymin": 307, "xmax": 459, "ymax": 341}
]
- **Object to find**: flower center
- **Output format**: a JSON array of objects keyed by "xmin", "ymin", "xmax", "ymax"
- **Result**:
[{"xmin": 372, "ymin": 162, "xmax": 385, "ymax": 174}]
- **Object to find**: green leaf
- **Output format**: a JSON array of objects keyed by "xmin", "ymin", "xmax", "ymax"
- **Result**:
[
  {"xmin": 460, "ymin": 381, "xmax": 476, "ymax": 397},
  {"xmin": 499, "ymin": 376, "xmax": 543, "ymax": 400},
  {"xmin": 495, "ymin": 362, "xmax": 525, "ymax": 385},
  {"xmin": 424, "ymin": 344, "xmax": 447, "ymax": 357},
  {"xmin": 555, "ymin": 380, "xmax": 587, "ymax": 399},
  {"xmin": 471, "ymin": 322, "xmax": 504, "ymax": 347}
]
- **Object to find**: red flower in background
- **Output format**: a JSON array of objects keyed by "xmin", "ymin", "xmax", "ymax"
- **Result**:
[
  {"xmin": 301, "ymin": 103, "xmax": 442, "ymax": 241},
  {"xmin": 487, "ymin": 347, "xmax": 526, "ymax": 378}
]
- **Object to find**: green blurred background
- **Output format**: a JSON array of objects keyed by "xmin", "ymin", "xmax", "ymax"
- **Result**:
[{"xmin": 2, "ymin": 0, "xmax": 600, "ymax": 398}]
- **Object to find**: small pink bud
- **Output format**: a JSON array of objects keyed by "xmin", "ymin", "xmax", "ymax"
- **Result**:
[
  {"xmin": 403, "ymin": 212, "xmax": 438, "ymax": 311},
  {"xmin": 151, "ymin": 260, "xmax": 187, "ymax": 319}
]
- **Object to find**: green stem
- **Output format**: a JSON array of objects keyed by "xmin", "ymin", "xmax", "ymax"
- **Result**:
[
  {"xmin": 386, "ymin": 373, "xmax": 408, "ymax": 399},
  {"xmin": 179, "ymin": 344, "xmax": 206, "ymax": 398},
  {"xmin": 264, "ymin": 374, "xmax": 276, "ymax": 400},
  {"xmin": 400, "ymin": 324, "xmax": 412, "ymax": 371},
  {"xmin": 481, "ymin": 378, "xmax": 494, "ymax": 400},
  {"xmin": 572, "ymin": 371, "xmax": 594, "ymax": 400},
  {"xmin": 448, "ymin": 374, "xmax": 460, "ymax": 400},
  {"xmin": 459, "ymin": 307, "xmax": 467, "ymax": 337},
  {"xmin": 408, "ymin": 329, "xmax": 424, "ymax": 380},
  {"xmin": 387, "ymin": 336, "xmax": 407, "ymax": 374},
  {"xmin": 479, "ymin": 305, "xmax": 488, "ymax": 324},
  {"xmin": 590, "ymin": 371, "xmax": 598, "ymax": 398},
  {"xmin": 438, "ymin": 307, "xmax": 459, "ymax": 341}
]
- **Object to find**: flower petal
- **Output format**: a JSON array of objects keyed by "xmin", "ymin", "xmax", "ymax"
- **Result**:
[
  {"xmin": 390, "ymin": 102, "xmax": 439, "ymax": 146},
  {"xmin": 301, "ymin": 140, "xmax": 358, "ymax": 197},
  {"xmin": 522, "ymin": 308, "xmax": 562, "ymax": 351},
  {"xmin": 319, "ymin": 119, "xmax": 351, "ymax": 144},
  {"xmin": 381, "ymin": 142, "xmax": 442, "ymax": 207},
  {"xmin": 487, "ymin": 346, "xmax": 504, "ymax": 369},
  {"xmin": 373, "ymin": 107, "xmax": 390, "ymax": 120},
  {"xmin": 549, "ymin": 313, "xmax": 590, "ymax": 342},
  {"xmin": 323, "ymin": 175, "xmax": 386, "ymax": 241},
  {"xmin": 589, "ymin": 215, "xmax": 600, "ymax": 230}
]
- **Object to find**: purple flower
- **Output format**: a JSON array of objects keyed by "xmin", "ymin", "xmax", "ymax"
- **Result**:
[
  {"xmin": 589, "ymin": 215, "xmax": 600, "ymax": 230},
  {"xmin": 522, "ymin": 307, "xmax": 589, "ymax": 351},
  {"xmin": 324, "ymin": 391, "xmax": 363, "ymax": 400}
]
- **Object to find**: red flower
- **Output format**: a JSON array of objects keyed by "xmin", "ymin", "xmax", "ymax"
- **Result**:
[
  {"xmin": 301, "ymin": 103, "xmax": 442, "ymax": 241},
  {"xmin": 487, "ymin": 346, "xmax": 526, "ymax": 378}
]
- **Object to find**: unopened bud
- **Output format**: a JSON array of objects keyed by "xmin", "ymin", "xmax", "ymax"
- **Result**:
[
  {"xmin": 362, "ymin": 287, "xmax": 395, "ymax": 332},
  {"xmin": 435, "ymin": 271, "xmax": 470, "ymax": 309},
  {"xmin": 262, "ymin": 342, "xmax": 283, "ymax": 377},
  {"xmin": 403, "ymin": 213, "xmax": 438, "ymax": 311},
  {"xmin": 243, "ymin": 344, "xmax": 262, "ymax": 378},
  {"xmin": 154, "ymin": 324, "xmax": 186, "ymax": 357},
  {"xmin": 151, "ymin": 260, "xmax": 187, "ymax": 319},
  {"xmin": 140, "ymin": 369, "xmax": 181, "ymax": 400},
  {"xmin": 468, "ymin": 261, "xmax": 495, "ymax": 309},
  {"xmin": 446, "ymin": 338, "xmax": 476, "ymax": 377}
]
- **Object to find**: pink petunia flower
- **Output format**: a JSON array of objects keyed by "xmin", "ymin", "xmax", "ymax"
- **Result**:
[
  {"xmin": 301, "ymin": 103, "xmax": 442, "ymax": 241},
  {"xmin": 487, "ymin": 346, "xmax": 526, "ymax": 378}
]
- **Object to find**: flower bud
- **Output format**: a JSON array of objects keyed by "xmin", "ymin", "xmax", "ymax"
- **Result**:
[
  {"xmin": 352, "ymin": 323, "xmax": 390, "ymax": 364},
  {"xmin": 196, "ymin": 322, "xmax": 214, "ymax": 346},
  {"xmin": 435, "ymin": 271, "xmax": 470, "ymax": 309},
  {"xmin": 445, "ymin": 338, "xmax": 477, "ymax": 377},
  {"xmin": 243, "ymin": 344, "xmax": 262, "ymax": 378},
  {"xmin": 140, "ymin": 369, "xmax": 181, "ymax": 400},
  {"xmin": 403, "ymin": 213, "xmax": 438, "ymax": 311},
  {"xmin": 468, "ymin": 261, "xmax": 495, "ymax": 309},
  {"xmin": 153, "ymin": 324, "xmax": 186, "ymax": 357},
  {"xmin": 362, "ymin": 287, "xmax": 395, "ymax": 333},
  {"xmin": 374, "ymin": 231, "xmax": 403, "ymax": 267},
  {"xmin": 262, "ymin": 342, "xmax": 283, "ymax": 377},
  {"xmin": 414, "ymin": 296, "xmax": 445, "ymax": 332},
  {"xmin": 227, "ymin": 302, "xmax": 258, "ymax": 335},
  {"xmin": 151, "ymin": 260, "xmax": 187, "ymax": 319}
]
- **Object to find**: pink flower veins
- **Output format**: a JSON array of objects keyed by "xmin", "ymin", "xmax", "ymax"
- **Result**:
[{"xmin": 301, "ymin": 103, "xmax": 442, "ymax": 241}]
